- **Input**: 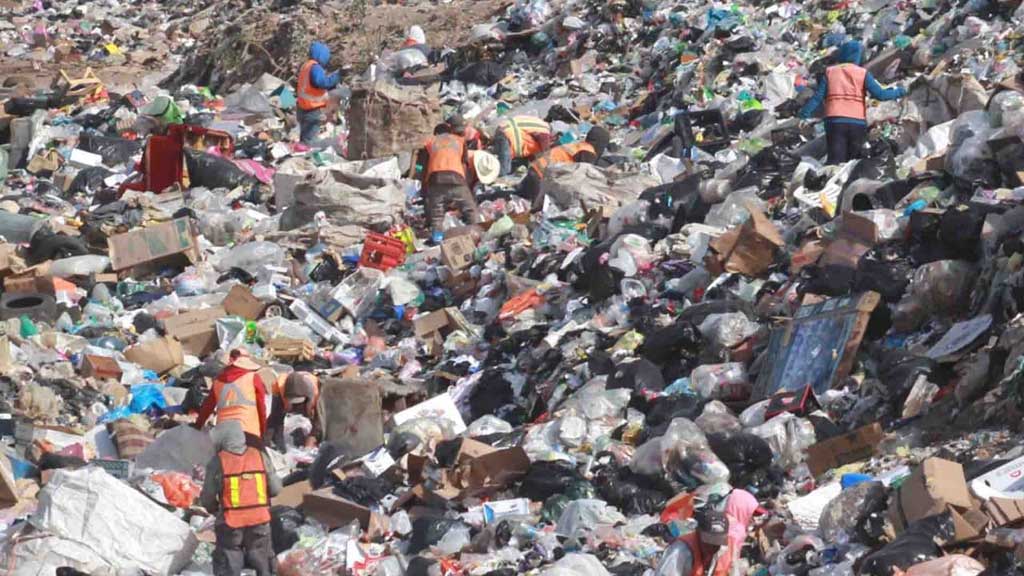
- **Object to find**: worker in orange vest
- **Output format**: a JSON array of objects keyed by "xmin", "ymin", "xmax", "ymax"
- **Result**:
[
  {"xmin": 295, "ymin": 41, "xmax": 341, "ymax": 146},
  {"xmin": 799, "ymin": 40, "xmax": 906, "ymax": 164},
  {"xmin": 194, "ymin": 349, "xmax": 268, "ymax": 439},
  {"xmin": 522, "ymin": 125, "xmax": 610, "ymax": 208},
  {"xmin": 492, "ymin": 115, "xmax": 554, "ymax": 176},
  {"xmin": 267, "ymin": 371, "xmax": 322, "ymax": 450},
  {"xmin": 417, "ymin": 123, "xmax": 479, "ymax": 237},
  {"xmin": 200, "ymin": 421, "xmax": 280, "ymax": 576},
  {"xmin": 655, "ymin": 507, "xmax": 733, "ymax": 576}
]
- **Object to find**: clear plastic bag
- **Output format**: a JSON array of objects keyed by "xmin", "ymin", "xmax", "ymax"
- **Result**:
[
  {"xmin": 749, "ymin": 413, "xmax": 817, "ymax": 467},
  {"xmin": 691, "ymin": 363, "xmax": 750, "ymax": 401},
  {"xmin": 277, "ymin": 521, "xmax": 359, "ymax": 576},
  {"xmin": 704, "ymin": 187, "xmax": 765, "ymax": 228},
  {"xmin": 698, "ymin": 313, "xmax": 759, "ymax": 349},
  {"xmin": 695, "ymin": 400, "xmax": 742, "ymax": 434},
  {"xmin": 466, "ymin": 415, "xmax": 513, "ymax": 437},
  {"xmin": 211, "ymin": 241, "xmax": 285, "ymax": 274}
]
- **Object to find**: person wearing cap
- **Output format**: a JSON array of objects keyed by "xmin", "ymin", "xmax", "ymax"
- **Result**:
[
  {"xmin": 403, "ymin": 25, "xmax": 430, "ymax": 57},
  {"xmin": 267, "ymin": 371, "xmax": 323, "ymax": 450},
  {"xmin": 799, "ymin": 40, "xmax": 907, "ymax": 164},
  {"xmin": 655, "ymin": 507, "xmax": 733, "ymax": 576},
  {"xmin": 522, "ymin": 126, "xmax": 610, "ymax": 209},
  {"xmin": 416, "ymin": 123, "xmax": 480, "ymax": 236},
  {"xmin": 194, "ymin": 349, "xmax": 268, "ymax": 440},
  {"xmin": 296, "ymin": 41, "xmax": 342, "ymax": 146},
  {"xmin": 492, "ymin": 115, "xmax": 554, "ymax": 176},
  {"xmin": 199, "ymin": 421, "xmax": 280, "ymax": 576}
]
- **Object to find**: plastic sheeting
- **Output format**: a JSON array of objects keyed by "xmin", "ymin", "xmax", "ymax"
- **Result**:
[{"xmin": 32, "ymin": 467, "xmax": 198, "ymax": 575}]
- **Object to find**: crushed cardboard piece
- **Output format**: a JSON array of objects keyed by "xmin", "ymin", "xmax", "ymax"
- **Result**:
[
  {"xmin": 124, "ymin": 336, "xmax": 184, "ymax": 374},
  {"xmin": 222, "ymin": 284, "xmax": 266, "ymax": 320},
  {"xmin": 108, "ymin": 217, "xmax": 200, "ymax": 271},
  {"xmin": 302, "ymin": 487, "xmax": 371, "ymax": 529},
  {"xmin": 162, "ymin": 307, "xmax": 224, "ymax": 357},
  {"xmin": 806, "ymin": 423, "xmax": 884, "ymax": 477}
]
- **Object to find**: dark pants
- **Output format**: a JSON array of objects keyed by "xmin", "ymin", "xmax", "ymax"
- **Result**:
[
  {"xmin": 296, "ymin": 107, "xmax": 324, "ymax": 145},
  {"xmin": 425, "ymin": 175, "xmax": 479, "ymax": 233},
  {"xmin": 519, "ymin": 171, "xmax": 543, "ymax": 209},
  {"xmin": 213, "ymin": 522, "xmax": 274, "ymax": 576},
  {"xmin": 825, "ymin": 121, "xmax": 867, "ymax": 165},
  {"xmin": 493, "ymin": 132, "xmax": 513, "ymax": 176}
]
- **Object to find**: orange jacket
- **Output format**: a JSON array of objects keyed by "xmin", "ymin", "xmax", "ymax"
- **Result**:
[
  {"xmin": 219, "ymin": 447, "xmax": 272, "ymax": 528},
  {"xmin": 679, "ymin": 531, "xmax": 735, "ymax": 576},
  {"xmin": 529, "ymin": 141, "xmax": 596, "ymax": 178},
  {"xmin": 824, "ymin": 64, "xmax": 868, "ymax": 120},
  {"xmin": 424, "ymin": 134, "xmax": 467, "ymax": 181},
  {"xmin": 212, "ymin": 372, "xmax": 263, "ymax": 438},
  {"xmin": 297, "ymin": 60, "xmax": 329, "ymax": 111}
]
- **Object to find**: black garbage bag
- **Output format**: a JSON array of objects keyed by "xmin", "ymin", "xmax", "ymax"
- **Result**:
[
  {"xmin": 574, "ymin": 239, "xmax": 622, "ymax": 302},
  {"xmin": 184, "ymin": 149, "xmax": 257, "ymax": 190},
  {"xmin": 78, "ymin": 132, "xmax": 143, "ymax": 166},
  {"xmin": 408, "ymin": 518, "xmax": 471, "ymax": 554},
  {"xmin": 877, "ymin": 350, "xmax": 945, "ymax": 409},
  {"xmin": 406, "ymin": 557, "xmax": 440, "ymax": 576},
  {"xmin": 270, "ymin": 506, "xmax": 305, "ymax": 554},
  {"xmin": 800, "ymin": 264, "xmax": 856, "ymax": 297},
  {"xmin": 593, "ymin": 466, "xmax": 670, "ymax": 515},
  {"xmin": 939, "ymin": 204, "xmax": 986, "ymax": 260},
  {"xmin": 707, "ymin": 431, "xmax": 773, "ymax": 485},
  {"xmin": 608, "ymin": 358, "xmax": 666, "ymax": 393},
  {"xmin": 37, "ymin": 452, "xmax": 87, "ymax": 471},
  {"xmin": 454, "ymin": 61, "xmax": 507, "ymax": 86},
  {"xmin": 519, "ymin": 460, "xmax": 584, "ymax": 501},
  {"xmin": 857, "ymin": 513, "xmax": 955, "ymax": 576},
  {"xmin": 67, "ymin": 166, "xmax": 114, "ymax": 195},
  {"xmin": 642, "ymin": 394, "xmax": 703, "ymax": 429},
  {"xmin": 332, "ymin": 476, "xmax": 397, "ymax": 507},
  {"xmin": 640, "ymin": 320, "xmax": 702, "ymax": 366},
  {"xmin": 856, "ymin": 244, "xmax": 912, "ymax": 303},
  {"xmin": 469, "ymin": 369, "xmax": 515, "ymax": 421}
]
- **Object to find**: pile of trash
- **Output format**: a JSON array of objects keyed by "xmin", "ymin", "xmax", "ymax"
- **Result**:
[{"xmin": 2, "ymin": 0, "xmax": 1024, "ymax": 574}]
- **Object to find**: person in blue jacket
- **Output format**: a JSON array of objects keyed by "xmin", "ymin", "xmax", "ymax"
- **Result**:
[
  {"xmin": 296, "ymin": 42, "xmax": 341, "ymax": 146},
  {"xmin": 799, "ymin": 40, "xmax": 907, "ymax": 165}
]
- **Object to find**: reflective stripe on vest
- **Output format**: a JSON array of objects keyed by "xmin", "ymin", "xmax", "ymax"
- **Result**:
[
  {"xmin": 213, "ymin": 372, "xmax": 261, "ymax": 437},
  {"xmin": 824, "ymin": 64, "xmax": 868, "ymax": 120},
  {"xmin": 679, "ymin": 531, "xmax": 734, "ymax": 576},
  {"xmin": 529, "ymin": 141, "xmax": 596, "ymax": 178},
  {"xmin": 297, "ymin": 60, "xmax": 329, "ymax": 111},
  {"xmin": 219, "ymin": 447, "xmax": 271, "ymax": 528},
  {"xmin": 500, "ymin": 116, "xmax": 550, "ymax": 158},
  {"xmin": 424, "ymin": 134, "xmax": 467, "ymax": 181}
]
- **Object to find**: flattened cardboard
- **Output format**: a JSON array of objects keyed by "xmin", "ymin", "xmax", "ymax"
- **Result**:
[
  {"xmin": 108, "ymin": 217, "xmax": 200, "ymax": 271},
  {"xmin": 806, "ymin": 423, "xmax": 884, "ymax": 477},
  {"xmin": 889, "ymin": 457, "xmax": 980, "ymax": 541},
  {"xmin": 275, "ymin": 480, "xmax": 312, "ymax": 508},
  {"xmin": 708, "ymin": 204, "xmax": 784, "ymax": 277},
  {"xmin": 413, "ymin": 307, "xmax": 475, "ymax": 356},
  {"xmin": 441, "ymin": 234, "xmax": 476, "ymax": 270},
  {"xmin": 222, "ymin": 285, "xmax": 266, "ymax": 320},
  {"xmin": 163, "ymin": 307, "xmax": 224, "ymax": 357},
  {"xmin": 302, "ymin": 487, "xmax": 371, "ymax": 529},
  {"xmin": 124, "ymin": 336, "xmax": 184, "ymax": 374},
  {"xmin": 820, "ymin": 211, "xmax": 880, "ymax": 269}
]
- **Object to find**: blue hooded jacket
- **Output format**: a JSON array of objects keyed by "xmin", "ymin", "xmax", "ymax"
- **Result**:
[
  {"xmin": 799, "ymin": 41, "xmax": 906, "ymax": 125},
  {"xmin": 308, "ymin": 42, "xmax": 340, "ymax": 90}
]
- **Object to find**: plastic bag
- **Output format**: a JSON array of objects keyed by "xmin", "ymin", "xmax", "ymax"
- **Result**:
[
  {"xmin": 184, "ymin": 149, "xmax": 257, "ymax": 190},
  {"xmin": 691, "ymin": 363, "xmax": 750, "ymax": 401},
  {"xmin": 858, "ymin": 514, "xmax": 953, "ymax": 576},
  {"xmin": 698, "ymin": 313, "xmax": 759, "ymax": 349},
  {"xmin": 818, "ymin": 480, "xmax": 888, "ymax": 544},
  {"xmin": 277, "ymin": 522, "xmax": 357, "ymax": 576},
  {"xmin": 211, "ymin": 241, "xmax": 286, "ymax": 274},
  {"xmin": 152, "ymin": 472, "xmax": 199, "ymax": 508},
  {"xmin": 130, "ymin": 384, "xmax": 167, "ymax": 414},
  {"xmin": 707, "ymin": 431, "xmax": 773, "ymax": 485},
  {"xmin": 556, "ymin": 499, "xmax": 626, "ymax": 540},
  {"xmin": 521, "ymin": 460, "xmax": 585, "ymax": 501},
  {"xmin": 695, "ymin": 401, "xmax": 743, "ymax": 434},
  {"xmin": 78, "ymin": 132, "xmax": 143, "ymax": 167},
  {"xmin": 904, "ymin": 555, "xmax": 985, "ymax": 576},
  {"xmin": 704, "ymin": 187, "xmax": 765, "ymax": 228},
  {"xmin": 749, "ymin": 413, "xmax": 816, "ymax": 467}
]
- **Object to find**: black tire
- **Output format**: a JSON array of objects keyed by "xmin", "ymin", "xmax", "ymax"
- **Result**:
[
  {"xmin": 28, "ymin": 233, "xmax": 88, "ymax": 264},
  {"xmin": 0, "ymin": 293, "xmax": 56, "ymax": 322}
]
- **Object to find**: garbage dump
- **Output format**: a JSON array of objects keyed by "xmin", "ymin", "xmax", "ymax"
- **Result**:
[{"xmin": 3, "ymin": 0, "xmax": 1024, "ymax": 573}]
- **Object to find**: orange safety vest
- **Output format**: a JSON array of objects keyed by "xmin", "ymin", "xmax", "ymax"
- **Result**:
[
  {"xmin": 297, "ymin": 60, "xmax": 329, "ymax": 111},
  {"xmin": 679, "ymin": 532, "xmax": 735, "ymax": 576},
  {"xmin": 274, "ymin": 374, "xmax": 321, "ymax": 408},
  {"xmin": 499, "ymin": 116, "xmax": 551, "ymax": 159},
  {"xmin": 824, "ymin": 64, "xmax": 868, "ymax": 120},
  {"xmin": 424, "ymin": 134, "xmax": 467, "ymax": 181},
  {"xmin": 219, "ymin": 447, "xmax": 272, "ymax": 528},
  {"xmin": 213, "ymin": 372, "xmax": 262, "ymax": 438},
  {"xmin": 529, "ymin": 141, "xmax": 596, "ymax": 178}
]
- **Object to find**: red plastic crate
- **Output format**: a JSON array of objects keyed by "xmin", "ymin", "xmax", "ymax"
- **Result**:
[{"xmin": 359, "ymin": 233, "xmax": 407, "ymax": 271}]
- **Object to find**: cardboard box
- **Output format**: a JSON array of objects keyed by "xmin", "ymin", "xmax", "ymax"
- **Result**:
[
  {"xmin": 984, "ymin": 497, "xmax": 1024, "ymax": 526},
  {"xmin": 441, "ymin": 234, "xmax": 476, "ymax": 270},
  {"xmin": 302, "ymin": 487, "xmax": 371, "ymax": 529},
  {"xmin": 889, "ymin": 457, "xmax": 982, "ymax": 541},
  {"xmin": 124, "ymin": 336, "xmax": 184, "ymax": 374},
  {"xmin": 80, "ymin": 354, "xmax": 123, "ymax": 381},
  {"xmin": 444, "ymin": 438, "xmax": 531, "ymax": 495},
  {"xmin": 805, "ymin": 423, "xmax": 884, "ymax": 477},
  {"xmin": 108, "ymin": 217, "xmax": 200, "ymax": 271},
  {"xmin": 4, "ymin": 273, "xmax": 54, "ymax": 295},
  {"xmin": 222, "ymin": 285, "xmax": 266, "ymax": 320},
  {"xmin": 163, "ymin": 307, "xmax": 224, "ymax": 357},
  {"xmin": 708, "ymin": 204, "xmax": 784, "ymax": 277},
  {"xmin": 412, "ymin": 307, "xmax": 475, "ymax": 356}
]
